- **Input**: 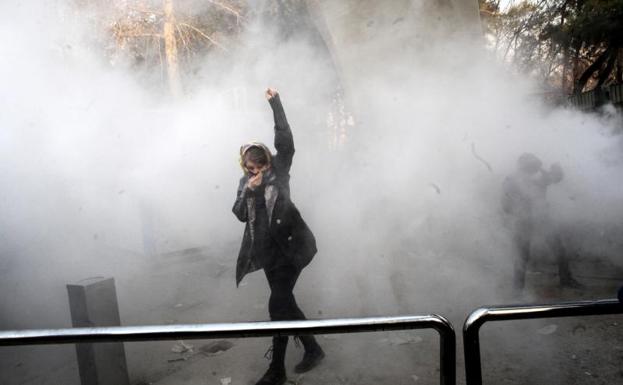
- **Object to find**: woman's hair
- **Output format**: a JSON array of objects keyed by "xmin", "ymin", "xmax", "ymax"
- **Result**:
[{"xmin": 243, "ymin": 145, "xmax": 269, "ymax": 166}]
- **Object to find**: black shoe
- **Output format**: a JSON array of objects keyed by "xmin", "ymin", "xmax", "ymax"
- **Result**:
[
  {"xmin": 254, "ymin": 366, "xmax": 286, "ymax": 385},
  {"xmin": 294, "ymin": 347, "xmax": 325, "ymax": 373},
  {"xmin": 560, "ymin": 277, "xmax": 585, "ymax": 290}
]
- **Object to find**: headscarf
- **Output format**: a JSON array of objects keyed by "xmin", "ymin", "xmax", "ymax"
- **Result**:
[{"xmin": 239, "ymin": 142, "xmax": 272, "ymax": 174}]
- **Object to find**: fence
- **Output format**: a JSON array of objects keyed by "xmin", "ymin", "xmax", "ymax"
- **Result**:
[
  {"xmin": 568, "ymin": 83, "xmax": 623, "ymax": 110},
  {"xmin": 463, "ymin": 299, "xmax": 623, "ymax": 385},
  {"xmin": 4, "ymin": 298, "xmax": 623, "ymax": 385},
  {"xmin": 0, "ymin": 314, "xmax": 456, "ymax": 385}
]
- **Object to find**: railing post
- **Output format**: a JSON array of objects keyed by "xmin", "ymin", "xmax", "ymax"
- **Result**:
[
  {"xmin": 0, "ymin": 314, "xmax": 455, "ymax": 385},
  {"xmin": 463, "ymin": 300, "xmax": 623, "ymax": 385},
  {"xmin": 463, "ymin": 309, "xmax": 487, "ymax": 385},
  {"xmin": 67, "ymin": 277, "xmax": 130, "ymax": 385},
  {"xmin": 434, "ymin": 315, "xmax": 456, "ymax": 385}
]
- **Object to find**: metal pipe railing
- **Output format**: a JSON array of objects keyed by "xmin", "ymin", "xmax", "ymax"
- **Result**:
[
  {"xmin": 463, "ymin": 299, "xmax": 623, "ymax": 385},
  {"xmin": 0, "ymin": 314, "xmax": 456, "ymax": 385}
]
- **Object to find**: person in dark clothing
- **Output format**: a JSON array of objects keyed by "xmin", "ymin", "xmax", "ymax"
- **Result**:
[
  {"xmin": 232, "ymin": 88, "xmax": 324, "ymax": 385},
  {"xmin": 502, "ymin": 153, "xmax": 584, "ymax": 291}
]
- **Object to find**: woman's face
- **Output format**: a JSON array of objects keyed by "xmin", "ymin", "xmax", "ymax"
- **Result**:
[{"xmin": 245, "ymin": 161, "xmax": 269, "ymax": 176}]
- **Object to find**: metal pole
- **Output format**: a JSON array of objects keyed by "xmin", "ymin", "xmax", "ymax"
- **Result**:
[
  {"xmin": 463, "ymin": 299, "xmax": 623, "ymax": 385},
  {"xmin": 67, "ymin": 277, "xmax": 130, "ymax": 385},
  {"xmin": 434, "ymin": 315, "xmax": 456, "ymax": 385},
  {"xmin": 0, "ymin": 314, "xmax": 456, "ymax": 385}
]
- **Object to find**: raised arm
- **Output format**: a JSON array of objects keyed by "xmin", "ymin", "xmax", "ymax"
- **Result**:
[
  {"xmin": 266, "ymin": 89, "xmax": 294, "ymax": 173},
  {"xmin": 541, "ymin": 162, "xmax": 564, "ymax": 186}
]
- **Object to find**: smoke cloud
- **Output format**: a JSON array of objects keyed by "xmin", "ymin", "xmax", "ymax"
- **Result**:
[{"xmin": 1, "ymin": 0, "xmax": 621, "ymax": 384}]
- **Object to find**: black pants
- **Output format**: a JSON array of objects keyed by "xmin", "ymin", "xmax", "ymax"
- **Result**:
[
  {"xmin": 513, "ymin": 231, "xmax": 573, "ymax": 289},
  {"xmin": 264, "ymin": 264, "xmax": 319, "ymax": 369}
]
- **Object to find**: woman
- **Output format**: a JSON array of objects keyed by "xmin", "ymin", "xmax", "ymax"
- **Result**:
[{"xmin": 233, "ymin": 88, "xmax": 324, "ymax": 385}]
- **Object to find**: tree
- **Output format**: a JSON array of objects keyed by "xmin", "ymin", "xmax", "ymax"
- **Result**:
[
  {"xmin": 71, "ymin": 0, "xmax": 348, "ymax": 145},
  {"xmin": 479, "ymin": 0, "xmax": 623, "ymax": 94},
  {"xmin": 163, "ymin": 0, "xmax": 182, "ymax": 97},
  {"xmin": 544, "ymin": 0, "xmax": 623, "ymax": 93},
  {"xmin": 104, "ymin": 0, "xmax": 247, "ymax": 96}
]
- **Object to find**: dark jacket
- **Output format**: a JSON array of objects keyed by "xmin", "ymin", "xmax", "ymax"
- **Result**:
[{"xmin": 232, "ymin": 94, "xmax": 317, "ymax": 286}]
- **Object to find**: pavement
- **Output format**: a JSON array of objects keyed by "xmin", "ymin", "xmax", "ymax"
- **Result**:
[{"xmin": 2, "ymin": 242, "xmax": 622, "ymax": 385}]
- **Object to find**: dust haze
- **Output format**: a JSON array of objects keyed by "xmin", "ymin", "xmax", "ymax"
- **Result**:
[{"xmin": 0, "ymin": 0, "xmax": 622, "ymax": 384}]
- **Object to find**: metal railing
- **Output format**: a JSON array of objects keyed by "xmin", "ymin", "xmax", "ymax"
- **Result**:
[
  {"xmin": 0, "ymin": 314, "xmax": 456, "ymax": 385},
  {"xmin": 463, "ymin": 299, "xmax": 623, "ymax": 385}
]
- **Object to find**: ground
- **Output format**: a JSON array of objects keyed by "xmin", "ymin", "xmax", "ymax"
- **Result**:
[{"xmin": 1, "ymin": 242, "xmax": 622, "ymax": 385}]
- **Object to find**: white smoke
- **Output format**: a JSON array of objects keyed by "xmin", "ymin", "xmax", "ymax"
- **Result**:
[{"xmin": 0, "ymin": 1, "xmax": 621, "ymax": 384}]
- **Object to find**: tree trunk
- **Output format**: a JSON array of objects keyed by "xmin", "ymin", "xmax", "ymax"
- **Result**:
[
  {"xmin": 596, "ymin": 51, "xmax": 616, "ymax": 87},
  {"xmin": 561, "ymin": 48, "xmax": 570, "ymax": 93},
  {"xmin": 559, "ymin": 2, "xmax": 570, "ymax": 93},
  {"xmin": 616, "ymin": 48, "xmax": 623, "ymax": 84},
  {"xmin": 575, "ymin": 47, "xmax": 611, "ymax": 94},
  {"xmin": 163, "ymin": 0, "xmax": 183, "ymax": 98},
  {"xmin": 571, "ymin": 43, "xmax": 581, "ymax": 92}
]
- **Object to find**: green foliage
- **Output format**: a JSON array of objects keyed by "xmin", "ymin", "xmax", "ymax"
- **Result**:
[
  {"xmin": 480, "ymin": 0, "xmax": 623, "ymax": 93},
  {"xmin": 570, "ymin": 0, "xmax": 623, "ymax": 45}
]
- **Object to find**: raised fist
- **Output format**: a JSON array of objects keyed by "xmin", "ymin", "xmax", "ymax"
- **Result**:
[{"xmin": 265, "ymin": 88, "xmax": 278, "ymax": 100}]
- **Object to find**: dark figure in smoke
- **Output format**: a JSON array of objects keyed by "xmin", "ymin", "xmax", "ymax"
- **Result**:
[
  {"xmin": 233, "ymin": 88, "xmax": 325, "ymax": 385},
  {"xmin": 502, "ymin": 153, "xmax": 584, "ymax": 291}
]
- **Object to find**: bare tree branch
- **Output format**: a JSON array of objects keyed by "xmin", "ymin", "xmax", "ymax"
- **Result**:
[{"xmin": 179, "ymin": 22, "xmax": 229, "ymax": 52}]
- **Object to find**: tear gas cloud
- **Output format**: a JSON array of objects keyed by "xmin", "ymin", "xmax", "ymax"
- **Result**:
[{"xmin": 0, "ymin": 0, "xmax": 622, "ymax": 378}]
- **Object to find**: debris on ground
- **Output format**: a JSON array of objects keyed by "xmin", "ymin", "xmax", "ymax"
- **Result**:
[
  {"xmin": 171, "ymin": 340, "xmax": 194, "ymax": 354},
  {"xmin": 200, "ymin": 340, "xmax": 234, "ymax": 356},
  {"xmin": 411, "ymin": 374, "xmax": 419, "ymax": 382},
  {"xmin": 380, "ymin": 334, "xmax": 423, "ymax": 345},
  {"xmin": 322, "ymin": 335, "xmax": 340, "ymax": 340},
  {"xmin": 220, "ymin": 377, "xmax": 231, "ymax": 385},
  {"xmin": 572, "ymin": 323, "xmax": 587, "ymax": 334},
  {"xmin": 287, "ymin": 374, "xmax": 305, "ymax": 385},
  {"xmin": 536, "ymin": 324, "xmax": 558, "ymax": 335},
  {"xmin": 212, "ymin": 264, "xmax": 229, "ymax": 278},
  {"xmin": 336, "ymin": 375, "xmax": 348, "ymax": 384},
  {"xmin": 395, "ymin": 335, "xmax": 423, "ymax": 345}
]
